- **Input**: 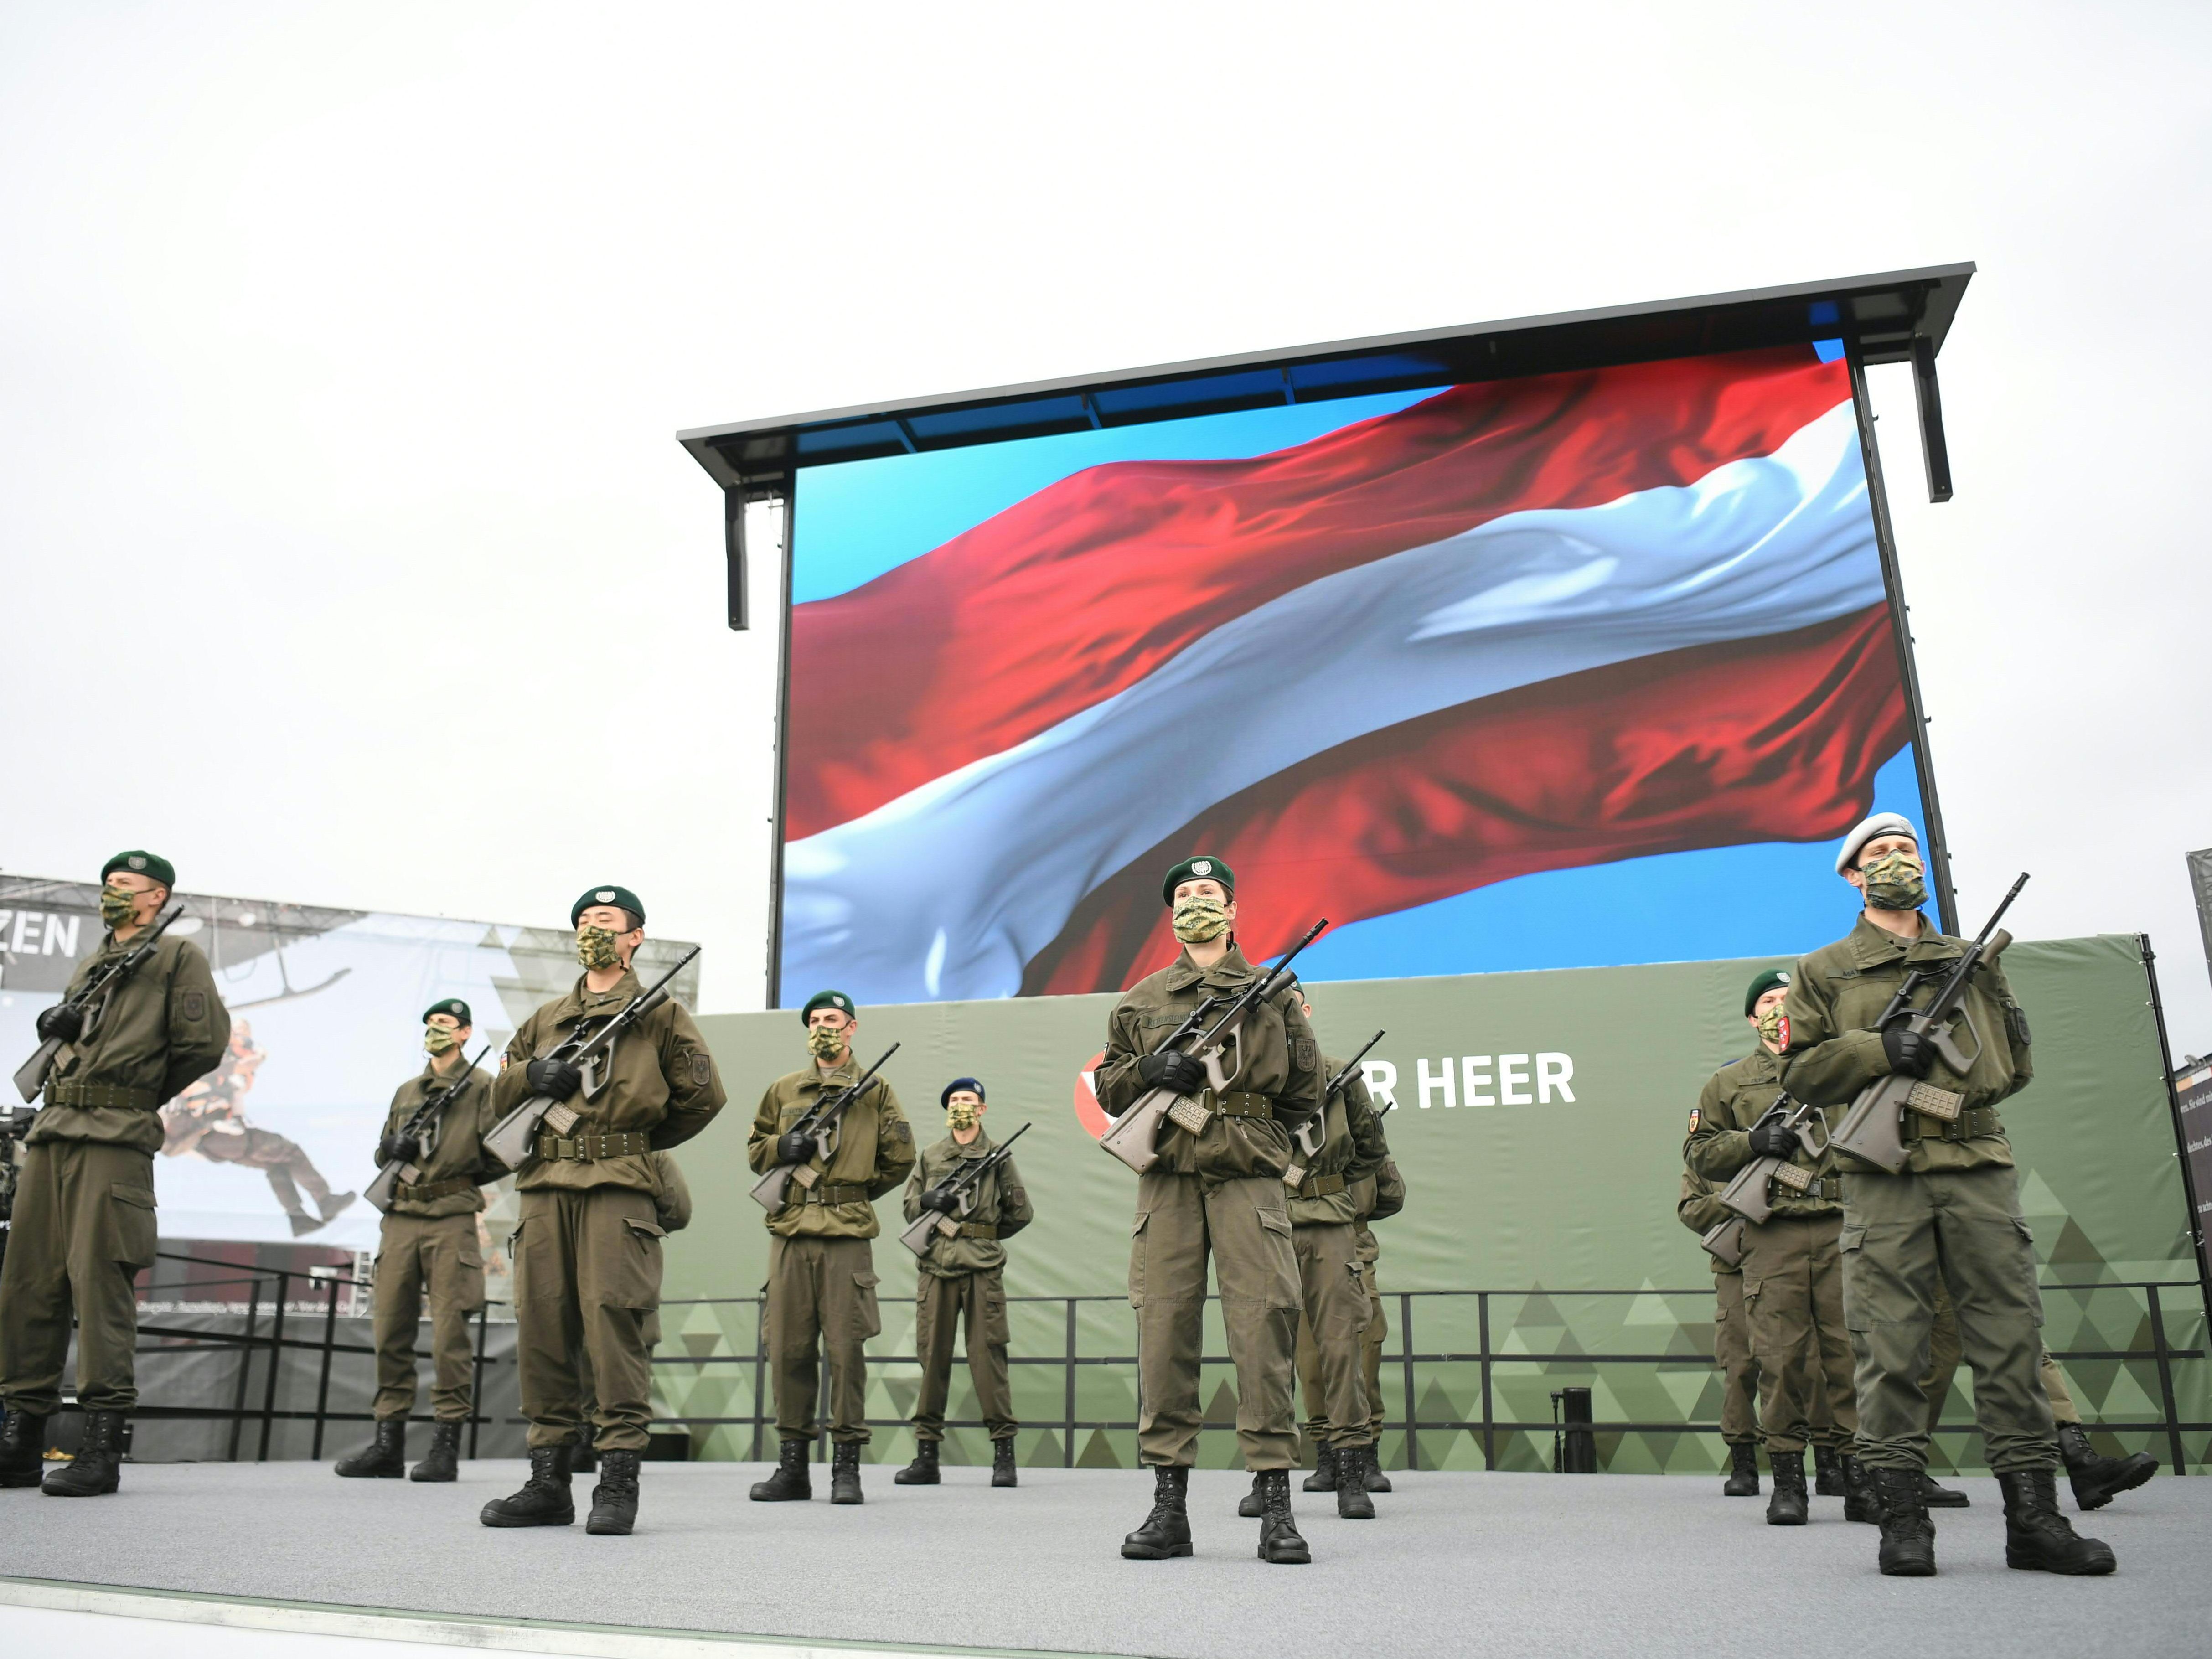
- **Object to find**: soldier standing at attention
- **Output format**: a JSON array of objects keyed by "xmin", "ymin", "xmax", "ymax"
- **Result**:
[
  {"xmin": 894, "ymin": 1077, "xmax": 1033, "ymax": 1489},
  {"xmin": 1781, "ymin": 814, "xmax": 2113, "ymax": 1577},
  {"xmin": 1686, "ymin": 968, "xmax": 1874, "ymax": 1527},
  {"xmin": 0, "ymin": 852, "xmax": 228, "ymax": 1497},
  {"xmin": 1678, "ymin": 1166, "xmax": 1764, "ymax": 1496},
  {"xmin": 1095, "ymin": 856, "xmax": 1321, "ymax": 1566},
  {"xmin": 479, "ymin": 887, "xmax": 725, "ymax": 1537},
  {"xmin": 747, "ymin": 991, "xmax": 914, "ymax": 1506},
  {"xmin": 1345, "ymin": 1152, "xmax": 1405, "ymax": 1488},
  {"xmin": 334, "ymin": 999, "xmax": 499, "ymax": 1483}
]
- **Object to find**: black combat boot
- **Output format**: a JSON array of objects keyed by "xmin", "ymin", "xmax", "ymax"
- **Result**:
[
  {"xmin": 571, "ymin": 1436, "xmax": 598, "ymax": 1474},
  {"xmin": 1765, "ymin": 1449, "xmax": 1808, "ymax": 1526},
  {"xmin": 1870, "ymin": 1466, "xmax": 1936, "ymax": 1576},
  {"xmin": 1813, "ymin": 1443, "xmax": 1843, "ymax": 1496},
  {"xmin": 1998, "ymin": 1468, "xmax": 2116, "ymax": 1574},
  {"xmin": 42, "ymin": 1410, "xmax": 124, "ymax": 1497},
  {"xmin": 1921, "ymin": 1471, "xmax": 1970, "ymax": 1507},
  {"xmin": 829, "ymin": 1440, "xmax": 863, "ymax": 1504},
  {"xmin": 479, "ymin": 1443, "xmax": 575, "ymax": 1527},
  {"xmin": 991, "ymin": 1437, "xmax": 1018, "ymax": 1488},
  {"xmin": 1363, "ymin": 1452, "xmax": 1392, "ymax": 1493},
  {"xmin": 586, "ymin": 1448, "xmax": 641, "ymax": 1535},
  {"xmin": 410, "ymin": 1420, "xmax": 461, "ymax": 1483},
  {"xmin": 1722, "ymin": 1441, "xmax": 1760, "ymax": 1497},
  {"xmin": 1255, "ymin": 1468, "xmax": 1311, "ymax": 1565},
  {"xmin": 0, "ymin": 1409, "xmax": 50, "ymax": 1488},
  {"xmin": 1237, "ymin": 1473, "xmax": 1266, "ymax": 1518},
  {"xmin": 749, "ymin": 1437, "xmax": 811, "ymax": 1501},
  {"xmin": 2057, "ymin": 1423, "xmax": 2157, "ymax": 1511},
  {"xmin": 334, "ymin": 1416, "xmax": 407, "ymax": 1478},
  {"xmin": 894, "ymin": 1438, "xmax": 941, "ymax": 1485},
  {"xmin": 1335, "ymin": 1445, "xmax": 1376, "ymax": 1519},
  {"xmin": 1122, "ymin": 1465, "xmax": 1193, "ymax": 1559},
  {"xmin": 1840, "ymin": 1454, "xmax": 1880, "ymax": 1524},
  {"xmin": 1302, "ymin": 1443, "xmax": 1339, "ymax": 1492}
]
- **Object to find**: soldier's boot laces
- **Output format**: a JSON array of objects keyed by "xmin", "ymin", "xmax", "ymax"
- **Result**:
[
  {"xmin": 894, "ymin": 1438, "xmax": 941, "ymax": 1485},
  {"xmin": 749, "ymin": 1438, "xmax": 811, "ymax": 1502},
  {"xmin": 829, "ymin": 1440, "xmax": 864, "ymax": 1505},
  {"xmin": 1236, "ymin": 1473, "xmax": 1266, "ymax": 1518},
  {"xmin": 1921, "ymin": 1471, "xmax": 1971, "ymax": 1508},
  {"xmin": 1870, "ymin": 1467, "xmax": 1937, "ymax": 1577},
  {"xmin": 0, "ymin": 1410, "xmax": 51, "ymax": 1489},
  {"xmin": 1840, "ymin": 1454, "xmax": 1881, "ymax": 1525},
  {"xmin": 1335, "ymin": 1445, "xmax": 1376, "ymax": 1520},
  {"xmin": 586, "ymin": 1448, "xmax": 641, "ymax": 1536},
  {"xmin": 1362, "ymin": 1452, "xmax": 1392, "ymax": 1493},
  {"xmin": 1765, "ymin": 1450, "xmax": 1808, "ymax": 1526},
  {"xmin": 410, "ymin": 1420, "xmax": 461, "ymax": 1483},
  {"xmin": 991, "ymin": 1437, "xmax": 1018, "ymax": 1488},
  {"xmin": 42, "ymin": 1410, "xmax": 125, "ymax": 1497},
  {"xmin": 1722, "ymin": 1442, "xmax": 1761, "ymax": 1497},
  {"xmin": 1301, "ymin": 1444, "xmax": 1339, "ymax": 1493},
  {"xmin": 1813, "ymin": 1444, "xmax": 1844, "ymax": 1496},
  {"xmin": 334, "ymin": 1417, "xmax": 408, "ymax": 1478},
  {"xmin": 479, "ymin": 1443, "xmax": 575, "ymax": 1527},
  {"xmin": 1122, "ymin": 1465, "xmax": 1194, "ymax": 1559},
  {"xmin": 1256, "ymin": 1469, "xmax": 1311, "ymax": 1565},
  {"xmin": 1999, "ymin": 1468, "xmax": 2116, "ymax": 1575},
  {"xmin": 2057, "ymin": 1423, "xmax": 2157, "ymax": 1512}
]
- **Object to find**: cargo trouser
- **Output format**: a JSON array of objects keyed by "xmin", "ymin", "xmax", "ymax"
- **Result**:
[
  {"xmin": 1291, "ymin": 1221, "xmax": 1372, "ymax": 1449},
  {"xmin": 512, "ymin": 1185, "xmax": 664, "ymax": 1452},
  {"xmin": 1713, "ymin": 1270, "xmax": 1762, "ymax": 1444},
  {"xmin": 0, "ymin": 1141, "xmax": 158, "ymax": 1416},
  {"xmin": 1129, "ymin": 1170, "xmax": 1302, "ymax": 1471},
  {"xmin": 1360, "ymin": 1263, "xmax": 1388, "ymax": 1441},
  {"xmin": 767, "ymin": 1234, "xmax": 880, "ymax": 1446},
  {"xmin": 1840, "ymin": 1164, "xmax": 2056, "ymax": 1473},
  {"xmin": 371, "ymin": 1211, "xmax": 485, "ymax": 1421},
  {"xmin": 1741, "ymin": 1212, "xmax": 1857, "ymax": 1454},
  {"xmin": 1922, "ymin": 1276, "xmax": 2078, "ymax": 1432},
  {"xmin": 912, "ymin": 1267, "xmax": 1014, "ymax": 1443}
]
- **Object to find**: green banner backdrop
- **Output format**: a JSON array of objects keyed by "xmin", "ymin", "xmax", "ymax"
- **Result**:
[{"xmin": 657, "ymin": 935, "xmax": 2206, "ymax": 1476}]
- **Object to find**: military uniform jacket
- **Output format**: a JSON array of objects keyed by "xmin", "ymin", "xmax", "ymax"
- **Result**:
[
  {"xmin": 34, "ymin": 931, "xmax": 229, "ymax": 1154},
  {"xmin": 1287, "ymin": 1059, "xmax": 1389, "ymax": 1226},
  {"xmin": 1780, "ymin": 914, "xmax": 2032, "ymax": 1173},
  {"xmin": 1348, "ymin": 1156, "xmax": 1406, "ymax": 1266},
  {"xmin": 1094, "ymin": 944, "xmax": 1323, "ymax": 1181},
  {"xmin": 378, "ymin": 1061, "xmax": 500, "ymax": 1217},
  {"xmin": 492, "ymin": 968, "xmax": 728, "ymax": 1194},
  {"xmin": 747, "ymin": 1056, "xmax": 915, "ymax": 1239},
  {"xmin": 1677, "ymin": 1168, "xmax": 1741, "ymax": 1277},
  {"xmin": 901, "ymin": 1128, "xmax": 1034, "ymax": 1278},
  {"xmin": 1684, "ymin": 1046, "xmax": 1841, "ymax": 1218}
]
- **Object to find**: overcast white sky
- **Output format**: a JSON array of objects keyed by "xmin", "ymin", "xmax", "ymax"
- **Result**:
[{"xmin": 3, "ymin": 2, "xmax": 2209, "ymax": 1049}]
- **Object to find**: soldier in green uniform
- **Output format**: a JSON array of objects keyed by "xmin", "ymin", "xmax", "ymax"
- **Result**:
[
  {"xmin": 1781, "ymin": 814, "xmax": 2113, "ymax": 1576},
  {"xmin": 1095, "ymin": 856, "xmax": 1322, "ymax": 1566},
  {"xmin": 479, "ymin": 886, "xmax": 726, "ymax": 1537},
  {"xmin": 1686, "ymin": 967, "xmax": 1873, "ymax": 1527},
  {"xmin": 746, "ymin": 990, "xmax": 915, "ymax": 1506},
  {"xmin": 334, "ymin": 999, "xmax": 499, "ymax": 1483},
  {"xmin": 1347, "ymin": 1153, "xmax": 1405, "ymax": 1486},
  {"xmin": 1678, "ymin": 1167, "xmax": 1764, "ymax": 1495},
  {"xmin": 0, "ymin": 852, "xmax": 228, "ymax": 1496},
  {"xmin": 894, "ymin": 1076, "xmax": 1033, "ymax": 1489}
]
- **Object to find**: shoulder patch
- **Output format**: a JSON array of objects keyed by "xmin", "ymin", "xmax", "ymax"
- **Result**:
[
  {"xmin": 1294, "ymin": 1037, "xmax": 1316, "ymax": 1072},
  {"xmin": 1687, "ymin": 1108, "xmax": 1700, "ymax": 1134},
  {"xmin": 691, "ymin": 1053, "xmax": 713, "ymax": 1086},
  {"xmin": 181, "ymin": 990, "xmax": 206, "ymax": 1021},
  {"xmin": 893, "ymin": 1121, "xmax": 911, "ymax": 1145}
]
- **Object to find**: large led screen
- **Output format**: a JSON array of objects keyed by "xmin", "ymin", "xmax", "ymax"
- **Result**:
[{"xmin": 779, "ymin": 342, "xmax": 1926, "ymax": 1005}]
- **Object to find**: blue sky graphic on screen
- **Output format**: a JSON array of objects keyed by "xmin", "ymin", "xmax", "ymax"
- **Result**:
[{"xmin": 780, "ymin": 344, "xmax": 1924, "ymax": 1004}]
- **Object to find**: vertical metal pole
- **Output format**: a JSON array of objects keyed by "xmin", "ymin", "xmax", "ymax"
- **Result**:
[
  {"xmin": 2140, "ymin": 935, "xmax": 2212, "ymax": 1325},
  {"xmin": 724, "ymin": 487, "xmax": 749, "ymax": 631},
  {"xmin": 765, "ymin": 495, "xmax": 797, "ymax": 1008},
  {"xmin": 1400, "ymin": 1292, "xmax": 1419, "ymax": 1473},
  {"xmin": 470, "ymin": 1304, "xmax": 491, "ymax": 1460},
  {"xmin": 228, "ymin": 1274, "xmax": 262, "ymax": 1463},
  {"xmin": 1909, "ymin": 336, "xmax": 1954, "ymax": 504},
  {"xmin": 312, "ymin": 1273, "xmax": 339, "ymax": 1460},
  {"xmin": 257, "ymin": 1271, "xmax": 288, "ymax": 1461},
  {"xmin": 2147, "ymin": 1287, "xmax": 2189, "ymax": 1478},
  {"xmin": 1064, "ymin": 1298, "xmax": 1078, "ymax": 1469},
  {"xmin": 1478, "ymin": 1292, "xmax": 1495, "ymax": 1472}
]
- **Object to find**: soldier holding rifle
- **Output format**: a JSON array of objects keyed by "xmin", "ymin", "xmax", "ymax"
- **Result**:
[
  {"xmin": 1094, "ymin": 855, "xmax": 1324, "ymax": 1566},
  {"xmin": 1781, "ymin": 814, "xmax": 2113, "ymax": 1577},
  {"xmin": 745, "ymin": 990, "xmax": 914, "ymax": 1506},
  {"xmin": 333, "ymin": 999, "xmax": 498, "ymax": 1484},
  {"xmin": 479, "ymin": 886, "xmax": 725, "ymax": 1536},
  {"xmin": 0, "ymin": 852, "xmax": 228, "ymax": 1497},
  {"xmin": 1345, "ymin": 1149, "xmax": 1405, "ymax": 1484},
  {"xmin": 1677, "ymin": 1165, "xmax": 1765, "ymax": 1495}
]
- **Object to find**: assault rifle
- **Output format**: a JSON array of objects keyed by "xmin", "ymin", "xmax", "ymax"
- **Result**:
[
  {"xmin": 750, "ymin": 1043, "xmax": 901, "ymax": 1212},
  {"xmin": 1801, "ymin": 873, "xmax": 2029, "ymax": 1176},
  {"xmin": 1696, "ymin": 1089, "xmax": 1828, "ymax": 1266},
  {"xmin": 899, "ymin": 1121, "xmax": 1032, "ymax": 1257},
  {"xmin": 1286, "ymin": 1030, "xmax": 1385, "ymax": 1189},
  {"xmin": 14, "ymin": 903, "xmax": 187, "ymax": 1103},
  {"xmin": 1097, "ymin": 919, "xmax": 1329, "ymax": 1175},
  {"xmin": 363, "ymin": 1045, "xmax": 492, "ymax": 1215},
  {"xmin": 480, "ymin": 946, "xmax": 702, "ymax": 1173}
]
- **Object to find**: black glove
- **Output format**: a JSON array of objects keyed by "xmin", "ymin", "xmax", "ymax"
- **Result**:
[
  {"xmin": 921, "ymin": 1184, "xmax": 961, "ymax": 1214},
  {"xmin": 378, "ymin": 1134, "xmax": 423, "ymax": 1167},
  {"xmin": 1881, "ymin": 1025, "xmax": 1933, "ymax": 1079},
  {"xmin": 527, "ymin": 1057, "xmax": 582, "ymax": 1101},
  {"xmin": 776, "ymin": 1129, "xmax": 816, "ymax": 1167},
  {"xmin": 1138, "ymin": 1049, "xmax": 1206, "ymax": 1096},
  {"xmin": 35, "ymin": 1004, "xmax": 84, "ymax": 1044},
  {"xmin": 1746, "ymin": 1116, "xmax": 1798, "ymax": 1160}
]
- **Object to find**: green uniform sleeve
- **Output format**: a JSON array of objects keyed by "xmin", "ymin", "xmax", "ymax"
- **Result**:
[
  {"xmin": 996, "ymin": 1153, "xmax": 1034, "ymax": 1238},
  {"xmin": 469, "ymin": 1072, "xmax": 507, "ymax": 1181},
  {"xmin": 649, "ymin": 1003, "xmax": 727, "ymax": 1151},
  {"xmin": 867, "ymin": 1080, "xmax": 916, "ymax": 1199},
  {"xmin": 1678, "ymin": 1170, "xmax": 1731, "ymax": 1235},
  {"xmin": 1094, "ymin": 1001, "xmax": 1149, "ymax": 1117},
  {"xmin": 1341, "ymin": 1080, "xmax": 1389, "ymax": 1186},
  {"xmin": 1684, "ymin": 1071, "xmax": 1755, "ymax": 1181},
  {"xmin": 901, "ymin": 1147, "xmax": 929, "ymax": 1224},
  {"xmin": 160, "ymin": 941, "xmax": 232, "ymax": 1103},
  {"xmin": 1277, "ymin": 992, "xmax": 1324, "ymax": 1124},
  {"xmin": 379, "ymin": 1080, "xmax": 413, "ymax": 1157},
  {"xmin": 1779, "ymin": 970, "xmax": 1891, "ymax": 1106},
  {"xmin": 1983, "ymin": 956, "xmax": 2033, "ymax": 1098},
  {"xmin": 491, "ymin": 1022, "xmax": 538, "ymax": 1114},
  {"xmin": 747, "ymin": 1084, "xmax": 784, "ymax": 1175},
  {"xmin": 652, "ymin": 1153, "xmax": 693, "ymax": 1232},
  {"xmin": 1370, "ymin": 1156, "xmax": 1406, "ymax": 1221}
]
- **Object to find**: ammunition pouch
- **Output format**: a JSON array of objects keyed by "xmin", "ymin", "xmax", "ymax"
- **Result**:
[
  {"xmin": 534, "ymin": 1130, "xmax": 654, "ymax": 1162},
  {"xmin": 1295, "ymin": 1173, "xmax": 1348, "ymax": 1199},
  {"xmin": 45, "ymin": 1080, "xmax": 159, "ymax": 1111},
  {"xmin": 801, "ymin": 1182, "xmax": 871, "ymax": 1207}
]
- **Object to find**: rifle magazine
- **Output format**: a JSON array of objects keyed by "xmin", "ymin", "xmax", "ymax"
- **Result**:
[
  {"xmin": 1905, "ymin": 1082, "xmax": 1964, "ymax": 1122},
  {"xmin": 1165, "ymin": 1097, "xmax": 1212, "ymax": 1135}
]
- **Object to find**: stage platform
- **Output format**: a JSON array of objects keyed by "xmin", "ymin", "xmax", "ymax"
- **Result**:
[{"xmin": 2, "ymin": 1462, "xmax": 2207, "ymax": 1659}]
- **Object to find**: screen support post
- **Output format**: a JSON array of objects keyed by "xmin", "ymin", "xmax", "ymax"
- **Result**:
[
  {"xmin": 724, "ymin": 488, "xmax": 750, "ymax": 631},
  {"xmin": 1910, "ymin": 335, "xmax": 1954, "ymax": 504},
  {"xmin": 766, "ymin": 493, "xmax": 796, "ymax": 1008}
]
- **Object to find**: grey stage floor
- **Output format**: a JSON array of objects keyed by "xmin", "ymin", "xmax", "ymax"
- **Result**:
[{"xmin": 3, "ymin": 1461, "xmax": 2207, "ymax": 1659}]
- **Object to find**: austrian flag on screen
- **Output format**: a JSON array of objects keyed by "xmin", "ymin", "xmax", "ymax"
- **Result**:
[{"xmin": 779, "ymin": 344, "xmax": 1917, "ymax": 1004}]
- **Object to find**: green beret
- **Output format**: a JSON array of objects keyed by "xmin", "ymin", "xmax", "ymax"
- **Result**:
[
  {"xmin": 101, "ymin": 850, "xmax": 175, "ymax": 889},
  {"xmin": 1743, "ymin": 967, "xmax": 1793, "ymax": 1017},
  {"xmin": 800, "ymin": 989, "xmax": 856, "ymax": 1025},
  {"xmin": 571, "ymin": 885, "xmax": 645, "ymax": 928},
  {"xmin": 1161, "ymin": 854, "xmax": 1235, "ymax": 906},
  {"xmin": 423, "ymin": 998, "xmax": 473, "ymax": 1027}
]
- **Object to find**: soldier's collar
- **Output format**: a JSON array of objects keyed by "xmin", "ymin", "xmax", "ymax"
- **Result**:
[
  {"xmin": 804, "ymin": 1057, "xmax": 859, "ymax": 1090},
  {"xmin": 1849, "ymin": 912, "xmax": 1959, "ymax": 967},
  {"xmin": 1165, "ymin": 943, "xmax": 1256, "ymax": 992},
  {"xmin": 559, "ymin": 968, "xmax": 643, "ymax": 1021},
  {"xmin": 948, "ymin": 1131, "xmax": 993, "ymax": 1158}
]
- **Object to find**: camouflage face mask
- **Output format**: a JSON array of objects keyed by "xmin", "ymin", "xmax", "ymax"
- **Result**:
[
  {"xmin": 946, "ymin": 1099, "xmax": 980, "ymax": 1132},
  {"xmin": 98, "ymin": 884, "xmax": 137, "ymax": 928},
  {"xmin": 1170, "ymin": 895, "xmax": 1231, "ymax": 945},
  {"xmin": 575, "ymin": 924, "xmax": 622, "ymax": 970},
  {"xmin": 1859, "ymin": 848, "xmax": 1928, "ymax": 912},
  {"xmin": 806, "ymin": 1023, "xmax": 847, "ymax": 1061},
  {"xmin": 1755, "ymin": 1004, "xmax": 1785, "ymax": 1047},
  {"xmin": 423, "ymin": 1025, "xmax": 460, "ymax": 1056}
]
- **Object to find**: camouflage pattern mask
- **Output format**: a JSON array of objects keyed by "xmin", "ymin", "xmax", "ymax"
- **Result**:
[
  {"xmin": 1755, "ymin": 1004, "xmax": 1786, "ymax": 1048},
  {"xmin": 574, "ymin": 924, "xmax": 622, "ymax": 970},
  {"xmin": 1170, "ymin": 894, "xmax": 1231, "ymax": 945},
  {"xmin": 423, "ymin": 1024, "xmax": 460, "ymax": 1056},
  {"xmin": 946, "ymin": 1098, "xmax": 980, "ymax": 1132},
  {"xmin": 98, "ymin": 884, "xmax": 137, "ymax": 928},
  {"xmin": 806, "ymin": 1023, "xmax": 848, "ymax": 1061},
  {"xmin": 1859, "ymin": 848, "xmax": 1928, "ymax": 912}
]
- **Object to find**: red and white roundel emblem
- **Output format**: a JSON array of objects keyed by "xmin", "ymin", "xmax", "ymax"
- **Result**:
[
  {"xmin": 1778, "ymin": 1014, "xmax": 1790, "ymax": 1050},
  {"xmin": 1073, "ymin": 1050, "xmax": 1108, "ymax": 1140}
]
